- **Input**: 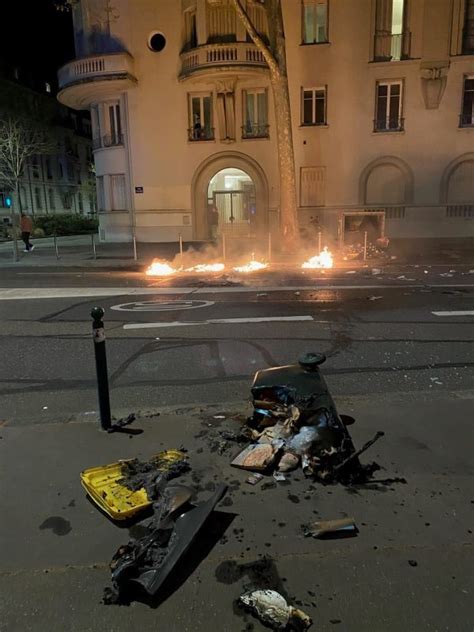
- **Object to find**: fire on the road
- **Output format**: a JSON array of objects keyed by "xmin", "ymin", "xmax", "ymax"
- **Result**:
[
  {"xmin": 185, "ymin": 263, "xmax": 225, "ymax": 273},
  {"xmin": 233, "ymin": 260, "xmax": 268, "ymax": 273},
  {"xmin": 145, "ymin": 261, "xmax": 177, "ymax": 276},
  {"xmin": 301, "ymin": 247, "xmax": 334, "ymax": 269}
]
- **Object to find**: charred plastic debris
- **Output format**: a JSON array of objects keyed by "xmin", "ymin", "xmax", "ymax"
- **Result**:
[
  {"xmin": 231, "ymin": 353, "xmax": 383, "ymax": 485},
  {"xmin": 81, "ymin": 352, "xmax": 385, "ymax": 625}
]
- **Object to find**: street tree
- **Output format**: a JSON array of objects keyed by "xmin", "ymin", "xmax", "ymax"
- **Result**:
[
  {"xmin": 0, "ymin": 116, "xmax": 54, "ymax": 260},
  {"xmin": 232, "ymin": 0, "xmax": 298, "ymax": 249}
]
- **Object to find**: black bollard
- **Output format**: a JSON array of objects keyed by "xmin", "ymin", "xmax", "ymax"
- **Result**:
[{"xmin": 91, "ymin": 307, "xmax": 112, "ymax": 431}]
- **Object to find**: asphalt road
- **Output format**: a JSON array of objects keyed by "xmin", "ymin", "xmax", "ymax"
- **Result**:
[
  {"xmin": 0, "ymin": 266, "xmax": 473, "ymax": 632},
  {"xmin": 0, "ymin": 265, "xmax": 473, "ymax": 424}
]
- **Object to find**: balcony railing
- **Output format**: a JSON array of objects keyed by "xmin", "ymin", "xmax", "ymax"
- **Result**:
[
  {"xmin": 92, "ymin": 133, "xmax": 124, "ymax": 150},
  {"xmin": 180, "ymin": 42, "xmax": 267, "ymax": 79},
  {"xmin": 373, "ymin": 117, "xmax": 405, "ymax": 132},
  {"xmin": 459, "ymin": 113, "xmax": 474, "ymax": 128},
  {"xmin": 373, "ymin": 31, "xmax": 411, "ymax": 62},
  {"xmin": 242, "ymin": 123, "xmax": 269, "ymax": 139},
  {"xmin": 188, "ymin": 127, "xmax": 215, "ymax": 142},
  {"xmin": 58, "ymin": 52, "xmax": 136, "ymax": 90}
]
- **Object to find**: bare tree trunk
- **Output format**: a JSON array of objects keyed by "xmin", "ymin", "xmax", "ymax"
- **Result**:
[{"xmin": 232, "ymin": 0, "xmax": 299, "ymax": 250}]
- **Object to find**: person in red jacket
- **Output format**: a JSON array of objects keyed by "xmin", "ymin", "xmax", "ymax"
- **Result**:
[{"xmin": 20, "ymin": 213, "xmax": 34, "ymax": 252}]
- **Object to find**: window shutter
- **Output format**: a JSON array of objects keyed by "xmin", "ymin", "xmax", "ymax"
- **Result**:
[{"xmin": 300, "ymin": 167, "xmax": 326, "ymax": 206}]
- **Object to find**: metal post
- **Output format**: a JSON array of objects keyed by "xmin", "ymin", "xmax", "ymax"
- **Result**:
[
  {"xmin": 179, "ymin": 232, "xmax": 183, "ymax": 265},
  {"xmin": 363, "ymin": 231, "xmax": 368, "ymax": 261},
  {"xmin": 91, "ymin": 307, "xmax": 111, "ymax": 431},
  {"xmin": 222, "ymin": 232, "xmax": 226, "ymax": 263},
  {"xmin": 268, "ymin": 232, "xmax": 272, "ymax": 262},
  {"xmin": 132, "ymin": 233, "xmax": 138, "ymax": 261},
  {"xmin": 318, "ymin": 231, "xmax": 322, "ymax": 253},
  {"xmin": 91, "ymin": 233, "xmax": 97, "ymax": 260},
  {"xmin": 54, "ymin": 233, "xmax": 60, "ymax": 260}
]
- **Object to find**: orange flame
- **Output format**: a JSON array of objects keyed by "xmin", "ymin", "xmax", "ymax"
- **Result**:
[
  {"xmin": 301, "ymin": 247, "xmax": 334, "ymax": 269},
  {"xmin": 233, "ymin": 260, "xmax": 268, "ymax": 273},
  {"xmin": 145, "ymin": 261, "xmax": 178, "ymax": 276}
]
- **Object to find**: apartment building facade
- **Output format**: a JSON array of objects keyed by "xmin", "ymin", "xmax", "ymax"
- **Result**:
[
  {"xmin": 0, "ymin": 64, "xmax": 95, "ymax": 224},
  {"xmin": 57, "ymin": 0, "xmax": 474, "ymax": 243}
]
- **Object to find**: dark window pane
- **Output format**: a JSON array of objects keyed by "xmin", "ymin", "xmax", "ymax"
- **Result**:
[
  {"xmin": 389, "ymin": 94, "xmax": 400, "ymax": 125},
  {"xmin": 303, "ymin": 94, "xmax": 313, "ymax": 124},
  {"xmin": 376, "ymin": 95, "xmax": 387, "ymax": 128},
  {"xmin": 377, "ymin": 84, "xmax": 388, "ymax": 98},
  {"xmin": 390, "ymin": 84, "xmax": 400, "ymax": 96},
  {"xmin": 465, "ymin": 78, "xmax": 474, "ymax": 91},
  {"xmin": 315, "ymin": 96, "xmax": 325, "ymax": 124}
]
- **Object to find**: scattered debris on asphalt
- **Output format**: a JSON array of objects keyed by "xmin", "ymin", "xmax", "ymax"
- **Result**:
[
  {"xmin": 239, "ymin": 589, "xmax": 312, "ymax": 631},
  {"xmin": 246, "ymin": 473, "xmax": 264, "ymax": 485},
  {"xmin": 408, "ymin": 559, "xmax": 418, "ymax": 567},
  {"xmin": 230, "ymin": 353, "xmax": 383, "ymax": 484},
  {"xmin": 104, "ymin": 483, "xmax": 228, "ymax": 604},
  {"xmin": 368, "ymin": 295, "xmax": 383, "ymax": 301},
  {"xmin": 107, "ymin": 413, "xmax": 137, "ymax": 433},
  {"xmin": 303, "ymin": 517, "xmax": 357, "ymax": 539},
  {"xmin": 80, "ymin": 450, "xmax": 188, "ymax": 520},
  {"xmin": 371, "ymin": 268, "xmax": 381, "ymax": 275}
]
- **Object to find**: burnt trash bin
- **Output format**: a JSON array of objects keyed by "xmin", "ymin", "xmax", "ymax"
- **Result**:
[{"xmin": 250, "ymin": 353, "xmax": 360, "ymax": 480}]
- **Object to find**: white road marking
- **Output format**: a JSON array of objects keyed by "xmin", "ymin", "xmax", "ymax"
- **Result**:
[
  {"xmin": 432, "ymin": 310, "xmax": 474, "ymax": 317},
  {"xmin": 111, "ymin": 300, "xmax": 214, "ymax": 312},
  {"xmin": 123, "ymin": 315, "xmax": 314, "ymax": 330},
  {"xmin": 0, "ymin": 284, "xmax": 473, "ymax": 300}
]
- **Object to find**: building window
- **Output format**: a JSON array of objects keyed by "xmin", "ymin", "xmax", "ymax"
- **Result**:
[
  {"xmin": 463, "ymin": 0, "xmax": 474, "ymax": 54},
  {"xmin": 301, "ymin": 87, "xmax": 327, "ymax": 125},
  {"xmin": 207, "ymin": 0, "xmax": 236, "ymax": 44},
  {"xmin": 374, "ymin": 0, "xmax": 410, "ymax": 61},
  {"xmin": 460, "ymin": 75, "xmax": 474, "ymax": 127},
  {"xmin": 246, "ymin": 1, "xmax": 268, "ymax": 42},
  {"xmin": 34, "ymin": 187, "xmax": 43, "ymax": 210},
  {"xmin": 374, "ymin": 81, "xmax": 404, "ymax": 131},
  {"xmin": 188, "ymin": 94, "xmax": 214, "ymax": 141},
  {"xmin": 58, "ymin": 159, "xmax": 64, "ymax": 180},
  {"xmin": 110, "ymin": 175, "xmax": 126, "ymax": 210},
  {"xmin": 45, "ymin": 157, "xmax": 53, "ymax": 180},
  {"xmin": 31, "ymin": 155, "xmax": 40, "ymax": 179},
  {"xmin": 67, "ymin": 161, "xmax": 75, "ymax": 182},
  {"xmin": 243, "ymin": 89, "xmax": 268, "ymax": 138},
  {"xmin": 183, "ymin": 7, "xmax": 197, "ymax": 50},
  {"xmin": 97, "ymin": 176, "xmax": 105, "ymax": 211},
  {"xmin": 48, "ymin": 188, "xmax": 55, "ymax": 210},
  {"xmin": 78, "ymin": 192, "xmax": 84, "ymax": 212},
  {"xmin": 107, "ymin": 103, "xmax": 122, "ymax": 146},
  {"xmin": 302, "ymin": 0, "xmax": 328, "ymax": 44},
  {"xmin": 300, "ymin": 167, "xmax": 326, "ymax": 206}
]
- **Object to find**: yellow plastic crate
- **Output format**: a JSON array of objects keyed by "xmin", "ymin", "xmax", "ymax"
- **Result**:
[{"xmin": 80, "ymin": 450, "xmax": 186, "ymax": 521}]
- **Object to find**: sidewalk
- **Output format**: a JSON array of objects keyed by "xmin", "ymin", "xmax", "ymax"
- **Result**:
[
  {"xmin": 0, "ymin": 391, "xmax": 472, "ymax": 631},
  {"xmin": 0, "ymin": 234, "xmax": 473, "ymax": 269}
]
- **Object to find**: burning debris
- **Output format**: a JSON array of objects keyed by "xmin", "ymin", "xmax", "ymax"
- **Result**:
[
  {"xmin": 301, "ymin": 247, "xmax": 334, "ymax": 270},
  {"xmin": 233, "ymin": 260, "xmax": 268, "ymax": 273},
  {"xmin": 185, "ymin": 263, "xmax": 225, "ymax": 273},
  {"xmin": 232, "ymin": 353, "xmax": 383, "ymax": 484},
  {"xmin": 145, "ymin": 261, "xmax": 177, "ymax": 276}
]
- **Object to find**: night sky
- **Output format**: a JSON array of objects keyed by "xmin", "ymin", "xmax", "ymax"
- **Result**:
[{"xmin": 0, "ymin": 0, "xmax": 74, "ymax": 86}]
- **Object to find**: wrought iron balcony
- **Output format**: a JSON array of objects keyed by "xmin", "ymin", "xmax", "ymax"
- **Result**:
[
  {"xmin": 373, "ymin": 117, "xmax": 405, "ymax": 132},
  {"xmin": 187, "ymin": 127, "xmax": 215, "ymax": 142},
  {"xmin": 242, "ymin": 123, "xmax": 269, "ymax": 139},
  {"xmin": 373, "ymin": 31, "xmax": 411, "ymax": 62},
  {"xmin": 459, "ymin": 113, "xmax": 474, "ymax": 128},
  {"xmin": 179, "ymin": 42, "xmax": 267, "ymax": 79}
]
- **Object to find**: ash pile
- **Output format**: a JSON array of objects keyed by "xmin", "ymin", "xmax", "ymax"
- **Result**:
[{"xmin": 232, "ymin": 352, "xmax": 383, "ymax": 484}]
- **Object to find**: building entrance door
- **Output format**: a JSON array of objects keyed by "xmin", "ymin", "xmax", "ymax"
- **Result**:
[{"xmin": 208, "ymin": 168, "xmax": 256, "ymax": 237}]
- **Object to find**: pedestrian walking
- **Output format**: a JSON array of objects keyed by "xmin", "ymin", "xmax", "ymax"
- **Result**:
[{"xmin": 20, "ymin": 212, "xmax": 34, "ymax": 252}]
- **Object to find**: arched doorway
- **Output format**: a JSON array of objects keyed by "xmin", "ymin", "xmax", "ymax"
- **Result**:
[
  {"xmin": 192, "ymin": 151, "xmax": 269, "ymax": 241},
  {"xmin": 208, "ymin": 168, "xmax": 256, "ymax": 237}
]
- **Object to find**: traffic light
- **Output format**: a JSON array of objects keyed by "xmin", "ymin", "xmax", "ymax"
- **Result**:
[{"xmin": 5, "ymin": 196, "xmax": 12, "ymax": 208}]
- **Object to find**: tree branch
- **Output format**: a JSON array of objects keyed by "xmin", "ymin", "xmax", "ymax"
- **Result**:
[{"xmin": 231, "ymin": 0, "xmax": 279, "ymax": 74}]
